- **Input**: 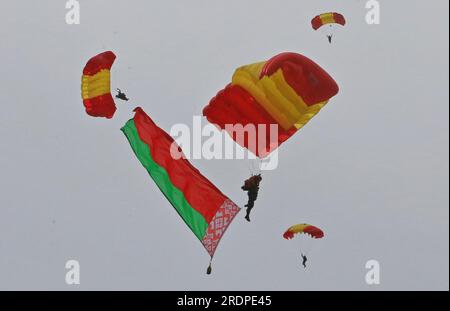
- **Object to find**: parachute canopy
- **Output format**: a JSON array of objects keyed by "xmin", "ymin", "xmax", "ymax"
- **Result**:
[
  {"xmin": 283, "ymin": 224, "xmax": 324, "ymax": 240},
  {"xmin": 122, "ymin": 107, "xmax": 240, "ymax": 259},
  {"xmin": 311, "ymin": 12, "xmax": 346, "ymax": 30},
  {"xmin": 81, "ymin": 51, "xmax": 117, "ymax": 119},
  {"xmin": 203, "ymin": 52, "xmax": 339, "ymax": 158}
]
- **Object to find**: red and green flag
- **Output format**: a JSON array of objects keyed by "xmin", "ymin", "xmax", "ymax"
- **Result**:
[{"xmin": 121, "ymin": 107, "xmax": 240, "ymax": 259}]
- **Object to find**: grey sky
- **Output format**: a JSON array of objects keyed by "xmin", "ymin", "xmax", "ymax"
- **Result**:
[{"xmin": 0, "ymin": 0, "xmax": 448, "ymax": 290}]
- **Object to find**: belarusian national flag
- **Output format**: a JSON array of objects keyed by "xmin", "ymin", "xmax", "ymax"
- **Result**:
[{"xmin": 122, "ymin": 108, "xmax": 240, "ymax": 259}]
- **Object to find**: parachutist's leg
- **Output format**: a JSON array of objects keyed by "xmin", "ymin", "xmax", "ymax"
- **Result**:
[{"xmin": 245, "ymin": 207, "xmax": 252, "ymax": 222}]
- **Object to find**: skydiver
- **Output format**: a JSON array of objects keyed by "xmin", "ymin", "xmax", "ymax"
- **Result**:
[
  {"xmin": 327, "ymin": 34, "xmax": 333, "ymax": 44},
  {"xmin": 301, "ymin": 253, "xmax": 308, "ymax": 268},
  {"xmin": 241, "ymin": 174, "xmax": 262, "ymax": 222},
  {"xmin": 116, "ymin": 88, "xmax": 129, "ymax": 101}
]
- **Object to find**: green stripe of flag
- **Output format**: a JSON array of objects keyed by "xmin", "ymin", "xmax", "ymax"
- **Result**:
[{"xmin": 121, "ymin": 119, "xmax": 209, "ymax": 240}]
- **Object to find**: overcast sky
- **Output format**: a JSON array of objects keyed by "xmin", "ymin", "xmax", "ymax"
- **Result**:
[{"xmin": 0, "ymin": 0, "xmax": 448, "ymax": 290}]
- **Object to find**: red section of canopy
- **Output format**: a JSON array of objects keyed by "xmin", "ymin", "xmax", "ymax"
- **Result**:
[
  {"xmin": 283, "ymin": 230, "xmax": 295, "ymax": 240},
  {"xmin": 83, "ymin": 94, "xmax": 116, "ymax": 119},
  {"xmin": 203, "ymin": 84, "xmax": 296, "ymax": 157},
  {"xmin": 133, "ymin": 107, "xmax": 229, "ymax": 223},
  {"xmin": 83, "ymin": 51, "xmax": 116, "ymax": 75},
  {"xmin": 260, "ymin": 52, "xmax": 339, "ymax": 106},
  {"xmin": 333, "ymin": 13, "xmax": 346, "ymax": 27},
  {"xmin": 311, "ymin": 16, "xmax": 324, "ymax": 31},
  {"xmin": 303, "ymin": 226, "xmax": 325, "ymax": 239},
  {"xmin": 283, "ymin": 225, "xmax": 325, "ymax": 240}
]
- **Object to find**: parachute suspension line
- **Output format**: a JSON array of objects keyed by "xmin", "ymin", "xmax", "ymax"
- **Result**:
[
  {"xmin": 248, "ymin": 158, "xmax": 262, "ymax": 176},
  {"xmin": 298, "ymin": 237, "xmax": 305, "ymax": 257},
  {"xmin": 298, "ymin": 236, "xmax": 320, "ymax": 258},
  {"xmin": 246, "ymin": 157, "xmax": 258, "ymax": 177},
  {"xmin": 256, "ymin": 158, "xmax": 263, "ymax": 175},
  {"xmin": 252, "ymin": 159, "xmax": 257, "ymax": 175},
  {"xmin": 324, "ymin": 24, "xmax": 334, "ymax": 43},
  {"xmin": 246, "ymin": 160, "xmax": 254, "ymax": 177}
]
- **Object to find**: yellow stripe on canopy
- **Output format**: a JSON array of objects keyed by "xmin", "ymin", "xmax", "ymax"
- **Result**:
[
  {"xmin": 320, "ymin": 13, "xmax": 336, "ymax": 25},
  {"xmin": 232, "ymin": 63, "xmax": 328, "ymax": 131},
  {"xmin": 232, "ymin": 63, "xmax": 293, "ymax": 130},
  {"xmin": 287, "ymin": 224, "xmax": 310, "ymax": 233},
  {"xmin": 294, "ymin": 101, "xmax": 327, "ymax": 130},
  {"xmin": 81, "ymin": 69, "xmax": 111, "ymax": 100}
]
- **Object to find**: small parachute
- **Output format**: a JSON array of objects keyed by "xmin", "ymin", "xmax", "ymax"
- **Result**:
[
  {"xmin": 283, "ymin": 224, "xmax": 324, "ymax": 267},
  {"xmin": 283, "ymin": 224, "xmax": 324, "ymax": 240},
  {"xmin": 311, "ymin": 13, "xmax": 346, "ymax": 30},
  {"xmin": 81, "ymin": 51, "xmax": 117, "ymax": 119},
  {"xmin": 311, "ymin": 13, "xmax": 346, "ymax": 43}
]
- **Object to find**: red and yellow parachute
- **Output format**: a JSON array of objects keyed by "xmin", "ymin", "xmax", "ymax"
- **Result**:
[
  {"xmin": 283, "ymin": 224, "xmax": 324, "ymax": 240},
  {"xmin": 311, "ymin": 12, "xmax": 346, "ymax": 30},
  {"xmin": 203, "ymin": 52, "xmax": 339, "ymax": 158},
  {"xmin": 81, "ymin": 51, "xmax": 117, "ymax": 119}
]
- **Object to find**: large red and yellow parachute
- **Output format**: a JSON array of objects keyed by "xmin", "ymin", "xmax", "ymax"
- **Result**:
[
  {"xmin": 81, "ymin": 51, "xmax": 117, "ymax": 119},
  {"xmin": 283, "ymin": 224, "xmax": 324, "ymax": 240},
  {"xmin": 203, "ymin": 52, "xmax": 339, "ymax": 158},
  {"xmin": 311, "ymin": 12, "xmax": 346, "ymax": 30}
]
